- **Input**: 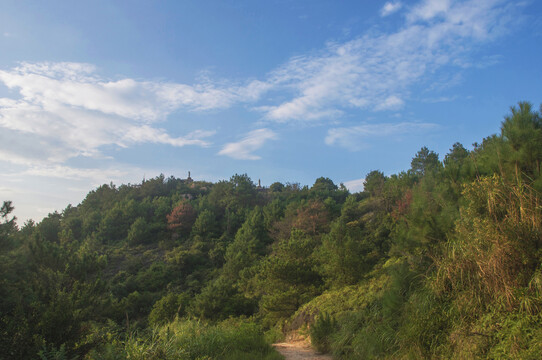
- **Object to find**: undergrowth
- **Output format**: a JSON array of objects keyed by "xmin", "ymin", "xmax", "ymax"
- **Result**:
[{"xmin": 86, "ymin": 319, "xmax": 283, "ymax": 360}]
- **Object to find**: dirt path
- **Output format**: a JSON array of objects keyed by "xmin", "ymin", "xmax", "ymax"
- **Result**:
[{"xmin": 273, "ymin": 340, "xmax": 333, "ymax": 360}]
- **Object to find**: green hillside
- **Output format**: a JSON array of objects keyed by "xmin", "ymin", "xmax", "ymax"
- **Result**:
[{"xmin": 1, "ymin": 102, "xmax": 542, "ymax": 359}]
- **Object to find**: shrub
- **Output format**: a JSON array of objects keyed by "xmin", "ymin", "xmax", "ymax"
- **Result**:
[{"xmin": 309, "ymin": 312, "xmax": 338, "ymax": 354}]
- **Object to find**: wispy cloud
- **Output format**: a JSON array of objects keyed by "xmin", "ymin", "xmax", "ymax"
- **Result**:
[
  {"xmin": 374, "ymin": 95, "xmax": 405, "ymax": 111},
  {"xmin": 255, "ymin": 0, "xmax": 518, "ymax": 122},
  {"xmin": 121, "ymin": 127, "xmax": 215, "ymax": 148},
  {"xmin": 20, "ymin": 164, "xmax": 133, "ymax": 183},
  {"xmin": 407, "ymin": 0, "xmax": 451, "ymax": 22},
  {"xmin": 421, "ymin": 95, "xmax": 457, "ymax": 103},
  {"xmin": 381, "ymin": 2, "xmax": 403, "ymax": 17},
  {"xmin": 325, "ymin": 122, "xmax": 438, "ymax": 151},
  {"xmin": 218, "ymin": 128, "xmax": 277, "ymax": 160}
]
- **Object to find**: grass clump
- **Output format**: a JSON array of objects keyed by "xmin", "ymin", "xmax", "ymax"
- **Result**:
[
  {"xmin": 309, "ymin": 312, "xmax": 338, "ymax": 354},
  {"xmin": 88, "ymin": 319, "xmax": 283, "ymax": 360}
]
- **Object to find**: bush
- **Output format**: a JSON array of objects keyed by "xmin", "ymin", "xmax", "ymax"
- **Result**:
[
  {"xmin": 309, "ymin": 313, "xmax": 338, "ymax": 354},
  {"xmin": 38, "ymin": 344, "xmax": 76, "ymax": 360},
  {"xmin": 148, "ymin": 293, "xmax": 190, "ymax": 327}
]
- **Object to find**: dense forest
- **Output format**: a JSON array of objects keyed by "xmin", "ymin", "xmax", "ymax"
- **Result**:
[{"xmin": 1, "ymin": 102, "xmax": 542, "ymax": 359}]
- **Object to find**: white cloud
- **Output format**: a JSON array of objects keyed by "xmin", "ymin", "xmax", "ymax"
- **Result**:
[
  {"xmin": 374, "ymin": 95, "xmax": 405, "ymax": 111},
  {"xmin": 218, "ymin": 128, "xmax": 277, "ymax": 160},
  {"xmin": 344, "ymin": 178, "xmax": 365, "ymax": 193},
  {"xmin": 407, "ymin": 0, "xmax": 451, "ymax": 22},
  {"xmin": 0, "ymin": 62, "xmax": 239, "ymax": 165},
  {"xmin": 325, "ymin": 122, "xmax": 438, "ymax": 151},
  {"xmin": 21, "ymin": 164, "xmax": 132, "ymax": 183},
  {"xmin": 255, "ymin": 0, "xmax": 517, "ymax": 122},
  {"xmin": 0, "ymin": 62, "xmax": 268, "ymax": 122},
  {"xmin": 121, "ymin": 127, "xmax": 215, "ymax": 148},
  {"xmin": 422, "ymin": 95, "xmax": 457, "ymax": 103},
  {"xmin": 155, "ymin": 78, "xmax": 270, "ymax": 112},
  {"xmin": 381, "ymin": 2, "xmax": 403, "ymax": 17}
]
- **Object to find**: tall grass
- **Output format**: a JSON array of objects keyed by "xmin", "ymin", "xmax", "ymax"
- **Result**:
[
  {"xmin": 309, "ymin": 312, "xmax": 338, "ymax": 353},
  {"xmin": 87, "ymin": 319, "xmax": 283, "ymax": 360}
]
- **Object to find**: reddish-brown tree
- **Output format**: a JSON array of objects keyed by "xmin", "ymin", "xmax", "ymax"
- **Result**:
[{"xmin": 167, "ymin": 201, "xmax": 197, "ymax": 235}]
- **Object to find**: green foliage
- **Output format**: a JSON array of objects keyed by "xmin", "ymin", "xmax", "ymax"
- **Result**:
[
  {"xmin": 222, "ymin": 207, "xmax": 270, "ymax": 280},
  {"xmin": 269, "ymin": 182, "xmax": 285, "ymax": 192},
  {"xmin": 263, "ymin": 325, "xmax": 284, "ymax": 344},
  {"xmin": 247, "ymin": 229, "xmax": 323, "ymax": 324},
  {"xmin": 309, "ymin": 313, "xmax": 338, "ymax": 354},
  {"xmin": 318, "ymin": 220, "xmax": 372, "ymax": 286},
  {"xmin": 189, "ymin": 276, "xmax": 257, "ymax": 320},
  {"xmin": 363, "ymin": 170, "xmax": 386, "ymax": 196},
  {"xmin": 127, "ymin": 217, "xmax": 151, "ymax": 245},
  {"xmin": 191, "ymin": 209, "xmax": 219, "ymax": 239},
  {"xmin": 148, "ymin": 293, "xmax": 190, "ymax": 326},
  {"xmin": 37, "ymin": 212, "xmax": 62, "ymax": 243},
  {"xmin": 291, "ymin": 272, "xmax": 389, "ymax": 323},
  {"xmin": 0, "ymin": 201, "xmax": 17, "ymax": 249},
  {"xmin": 500, "ymin": 102, "xmax": 542, "ymax": 181},
  {"xmin": 101, "ymin": 319, "xmax": 283, "ymax": 360},
  {"xmin": 38, "ymin": 344, "xmax": 77, "ymax": 360},
  {"xmin": 410, "ymin": 146, "xmax": 441, "ymax": 176}
]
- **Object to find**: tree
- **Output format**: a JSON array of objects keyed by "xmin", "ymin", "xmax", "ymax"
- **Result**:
[
  {"xmin": 270, "ymin": 182, "xmax": 285, "ymax": 192},
  {"xmin": 500, "ymin": 102, "xmax": 542, "ymax": 180},
  {"xmin": 167, "ymin": 201, "xmax": 197, "ymax": 237},
  {"xmin": 443, "ymin": 142, "xmax": 474, "ymax": 195},
  {"xmin": 319, "ymin": 219, "xmax": 374, "ymax": 286},
  {"xmin": 0, "ymin": 201, "xmax": 16, "ymax": 250},
  {"xmin": 190, "ymin": 276, "xmax": 256, "ymax": 320},
  {"xmin": 444, "ymin": 142, "xmax": 469, "ymax": 166},
  {"xmin": 363, "ymin": 170, "xmax": 386, "ymax": 196},
  {"xmin": 410, "ymin": 147, "xmax": 440, "ymax": 176},
  {"xmin": 97, "ymin": 205, "xmax": 128, "ymax": 242},
  {"xmin": 148, "ymin": 293, "xmax": 190, "ymax": 326},
  {"xmin": 222, "ymin": 207, "xmax": 270, "ymax": 280},
  {"xmin": 247, "ymin": 229, "xmax": 322, "ymax": 323},
  {"xmin": 311, "ymin": 177, "xmax": 338, "ymax": 193},
  {"xmin": 293, "ymin": 200, "xmax": 330, "ymax": 236},
  {"xmin": 127, "ymin": 217, "xmax": 151, "ymax": 245},
  {"xmin": 191, "ymin": 209, "xmax": 218, "ymax": 239},
  {"xmin": 229, "ymin": 173, "xmax": 258, "ymax": 208}
]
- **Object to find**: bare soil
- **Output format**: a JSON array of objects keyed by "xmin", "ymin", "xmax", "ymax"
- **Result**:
[{"xmin": 273, "ymin": 339, "xmax": 333, "ymax": 360}]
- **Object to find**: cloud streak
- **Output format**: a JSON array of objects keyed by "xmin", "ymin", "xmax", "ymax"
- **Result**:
[
  {"xmin": 255, "ymin": 0, "xmax": 517, "ymax": 122},
  {"xmin": 218, "ymin": 128, "xmax": 277, "ymax": 160},
  {"xmin": 325, "ymin": 122, "xmax": 438, "ymax": 151}
]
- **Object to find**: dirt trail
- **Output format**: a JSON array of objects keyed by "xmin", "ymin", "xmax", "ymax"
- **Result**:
[{"xmin": 273, "ymin": 339, "xmax": 332, "ymax": 360}]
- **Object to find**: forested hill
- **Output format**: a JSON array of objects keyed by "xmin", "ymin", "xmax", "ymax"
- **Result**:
[{"xmin": 1, "ymin": 102, "xmax": 542, "ymax": 359}]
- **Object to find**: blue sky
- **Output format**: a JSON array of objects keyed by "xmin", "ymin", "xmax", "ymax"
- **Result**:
[{"xmin": 1, "ymin": 0, "xmax": 541, "ymax": 223}]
